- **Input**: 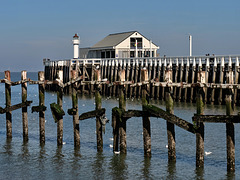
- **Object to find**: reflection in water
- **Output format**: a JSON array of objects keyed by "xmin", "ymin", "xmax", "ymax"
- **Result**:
[
  {"xmin": 195, "ymin": 167, "xmax": 204, "ymax": 180},
  {"xmin": 110, "ymin": 154, "xmax": 128, "ymax": 180},
  {"xmin": 167, "ymin": 160, "xmax": 176, "ymax": 180},
  {"xmin": 52, "ymin": 147, "xmax": 64, "ymax": 172},
  {"xmin": 226, "ymin": 171, "xmax": 235, "ymax": 180},
  {"xmin": 92, "ymin": 152, "xmax": 105, "ymax": 179},
  {"xmin": 4, "ymin": 138, "xmax": 12, "ymax": 155},
  {"xmin": 142, "ymin": 157, "xmax": 151, "ymax": 179}
]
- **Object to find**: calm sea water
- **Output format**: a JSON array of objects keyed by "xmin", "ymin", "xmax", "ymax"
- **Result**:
[{"xmin": 0, "ymin": 72, "xmax": 239, "ymax": 180}]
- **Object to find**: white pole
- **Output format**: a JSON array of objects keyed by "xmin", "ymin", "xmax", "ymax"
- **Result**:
[
  {"xmin": 135, "ymin": 39, "xmax": 138, "ymax": 58},
  {"xmin": 189, "ymin": 35, "xmax": 192, "ymax": 57}
]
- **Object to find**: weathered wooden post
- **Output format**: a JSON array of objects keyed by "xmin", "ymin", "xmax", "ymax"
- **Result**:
[
  {"xmin": 195, "ymin": 66, "xmax": 205, "ymax": 168},
  {"xmin": 95, "ymin": 69, "xmax": 103, "ymax": 152},
  {"xmin": 234, "ymin": 57, "xmax": 239, "ymax": 106},
  {"xmin": 5, "ymin": 70, "xmax": 12, "ymax": 138},
  {"xmin": 141, "ymin": 68, "xmax": 151, "ymax": 157},
  {"xmin": 205, "ymin": 57, "xmax": 210, "ymax": 103},
  {"xmin": 225, "ymin": 69, "xmax": 235, "ymax": 172},
  {"xmin": 165, "ymin": 66, "xmax": 176, "ymax": 161},
  {"xmin": 173, "ymin": 58, "xmax": 178, "ymax": 100},
  {"xmin": 178, "ymin": 58, "xmax": 184, "ymax": 101},
  {"xmin": 119, "ymin": 69, "xmax": 127, "ymax": 153},
  {"xmin": 161, "ymin": 58, "xmax": 166, "ymax": 100},
  {"xmin": 210, "ymin": 58, "xmax": 217, "ymax": 104},
  {"xmin": 21, "ymin": 70, "xmax": 28, "ymax": 141},
  {"xmin": 38, "ymin": 71, "xmax": 46, "ymax": 144},
  {"xmin": 71, "ymin": 70, "xmax": 80, "ymax": 148},
  {"xmin": 190, "ymin": 58, "xmax": 196, "ymax": 102},
  {"xmin": 218, "ymin": 57, "xmax": 224, "ymax": 104},
  {"xmin": 183, "ymin": 58, "xmax": 189, "ymax": 102},
  {"xmin": 57, "ymin": 70, "xmax": 64, "ymax": 146}
]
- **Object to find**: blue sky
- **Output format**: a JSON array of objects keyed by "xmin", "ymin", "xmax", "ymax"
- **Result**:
[{"xmin": 0, "ymin": 0, "xmax": 239, "ymax": 71}]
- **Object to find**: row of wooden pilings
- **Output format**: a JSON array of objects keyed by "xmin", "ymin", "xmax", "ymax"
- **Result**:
[
  {"xmin": 0, "ymin": 67, "xmax": 239, "ymax": 173},
  {"xmin": 44, "ymin": 56, "xmax": 240, "ymax": 106}
]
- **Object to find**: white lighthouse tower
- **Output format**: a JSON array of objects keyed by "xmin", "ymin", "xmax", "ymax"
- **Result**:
[{"xmin": 72, "ymin": 34, "xmax": 80, "ymax": 59}]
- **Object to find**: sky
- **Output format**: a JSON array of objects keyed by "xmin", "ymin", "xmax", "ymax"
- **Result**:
[{"xmin": 0, "ymin": 0, "xmax": 239, "ymax": 72}]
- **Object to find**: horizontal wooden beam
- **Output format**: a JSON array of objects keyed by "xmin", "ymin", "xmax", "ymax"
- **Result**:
[
  {"xmin": 122, "ymin": 110, "xmax": 144, "ymax": 119},
  {"xmin": 143, "ymin": 104, "xmax": 198, "ymax": 134},
  {"xmin": 193, "ymin": 115, "xmax": 240, "ymax": 123},
  {"xmin": 79, "ymin": 108, "xmax": 105, "ymax": 120},
  {"xmin": 0, "ymin": 101, "xmax": 32, "ymax": 114}
]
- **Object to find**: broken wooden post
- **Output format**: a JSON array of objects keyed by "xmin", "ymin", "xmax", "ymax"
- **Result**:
[
  {"xmin": 225, "ymin": 70, "xmax": 235, "ymax": 172},
  {"xmin": 165, "ymin": 67, "xmax": 176, "ymax": 161},
  {"xmin": 95, "ymin": 69, "xmax": 103, "ymax": 152},
  {"xmin": 119, "ymin": 69, "xmax": 127, "ymax": 153},
  {"xmin": 38, "ymin": 71, "xmax": 46, "ymax": 145},
  {"xmin": 5, "ymin": 70, "xmax": 12, "ymax": 138},
  {"xmin": 71, "ymin": 70, "xmax": 80, "ymax": 148},
  {"xmin": 112, "ymin": 107, "xmax": 119, "ymax": 152},
  {"xmin": 21, "ymin": 70, "xmax": 28, "ymax": 142},
  {"xmin": 195, "ymin": 68, "xmax": 205, "ymax": 168},
  {"xmin": 141, "ymin": 68, "xmax": 151, "ymax": 157}
]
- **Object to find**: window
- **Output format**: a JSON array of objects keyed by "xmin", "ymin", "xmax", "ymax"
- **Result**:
[{"xmin": 130, "ymin": 38, "xmax": 142, "ymax": 49}]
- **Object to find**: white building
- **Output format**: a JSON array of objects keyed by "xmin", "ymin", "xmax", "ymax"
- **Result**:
[{"xmin": 79, "ymin": 31, "xmax": 159, "ymax": 58}]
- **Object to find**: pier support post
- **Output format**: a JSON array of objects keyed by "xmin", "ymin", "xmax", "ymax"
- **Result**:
[
  {"xmin": 21, "ymin": 70, "xmax": 28, "ymax": 142},
  {"xmin": 119, "ymin": 69, "xmax": 127, "ymax": 153},
  {"xmin": 94, "ymin": 69, "xmax": 103, "ymax": 151},
  {"xmin": 112, "ymin": 107, "xmax": 119, "ymax": 152},
  {"xmin": 38, "ymin": 71, "xmax": 46, "ymax": 145},
  {"xmin": 5, "ymin": 71, "xmax": 12, "ymax": 139},
  {"xmin": 195, "ymin": 70, "xmax": 205, "ymax": 168},
  {"xmin": 71, "ymin": 70, "xmax": 80, "ymax": 148},
  {"xmin": 5, "ymin": 71, "xmax": 12, "ymax": 138},
  {"xmin": 57, "ymin": 71, "xmax": 64, "ymax": 146},
  {"xmin": 225, "ymin": 70, "xmax": 235, "ymax": 172},
  {"xmin": 211, "ymin": 58, "xmax": 217, "ymax": 104},
  {"xmin": 141, "ymin": 69, "xmax": 151, "ymax": 157},
  {"xmin": 165, "ymin": 68, "xmax": 175, "ymax": 161}
]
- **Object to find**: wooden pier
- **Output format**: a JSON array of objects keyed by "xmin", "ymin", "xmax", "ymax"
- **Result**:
[
  {"xmin": 0, "ymin": 65, "xmax": 240, "ymax": 172},
  {"xmin": 44, "ymin": 55, "xmax": 240, "ymax": 105}
]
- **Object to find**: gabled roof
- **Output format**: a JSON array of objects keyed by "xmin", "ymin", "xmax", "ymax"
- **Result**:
[{"xmin": 92, "ymin": 31, "xmax": 137, "ymax": 49}]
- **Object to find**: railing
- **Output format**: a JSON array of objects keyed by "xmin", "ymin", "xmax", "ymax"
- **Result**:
[{"xmin": 44, "ymin": 55, "xmax": 240, "ymax": 67}]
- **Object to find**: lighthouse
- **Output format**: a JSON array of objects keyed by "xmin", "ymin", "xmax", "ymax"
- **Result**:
[{"xmin": 72, "ymin": 34, "xmax": 80, "ymax": 59}]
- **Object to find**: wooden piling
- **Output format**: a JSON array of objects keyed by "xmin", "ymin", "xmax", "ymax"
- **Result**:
[
  {"xmin": 196, "ymin": 71, "xmax": 205, "ymax": 168},
  {"xmin": 190, "ymin": 58, "xmax": 196, "ymax": 102},
  {"xmin": 211, "ymin": 58, "xmax": 217, "ymax": 104},
  {"xmin": 218, "ymin": 57, "xmax": 224, "ymax": 104},
  {"xmin": 178, "ymin": 59, "xmax": 184, "ymax": 101},
  {"xmin": 118, "ymin": 69, "xmax": 127, "ymax": 153},
  {"xmin": 183, "ymin": 59, "xmax": 189, "ymax": 102},
  {"xmin": 165, "ymin": 68, "xmax": 176, "ymax": 161},
  {"xmin": 225, "ymin": 70, "xmax": 235, "ymax": 172},
  {"xmin": 21, "ymin": 71, "xmax": 28, "ymax": 141},
  {"xmin": 94, "ymin": 69, "xmax": 103, "ymax": 151},
  {"xmin": 57, "ymin": 70, "xmax": 64, "ymax": 146},
  {"xmin": 38, "ymin": 71, "xmax": 45, "ymax": 145},
  {"xmin": 71, "ymin": 70, "xmax": 80, "ymax": 148},
  {"xmin": 112, "ymin": 107, "xmax": 119, "ymax": 152},
  {"xmin": 5, "ymin": 71, "xmax": 12, "ymax": 138},
  {"xmin": 173, "ymin": 58, "xmax": 178, "ymax": 100},
  {"xmin": 141, "ymin": 69, "xmax": 151, "ymax": 157}
]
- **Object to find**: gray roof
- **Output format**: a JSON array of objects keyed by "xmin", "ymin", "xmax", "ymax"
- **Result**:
[{"xmin": 92, "ymin": 31, "xmax": 136, "ymax": 49}]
